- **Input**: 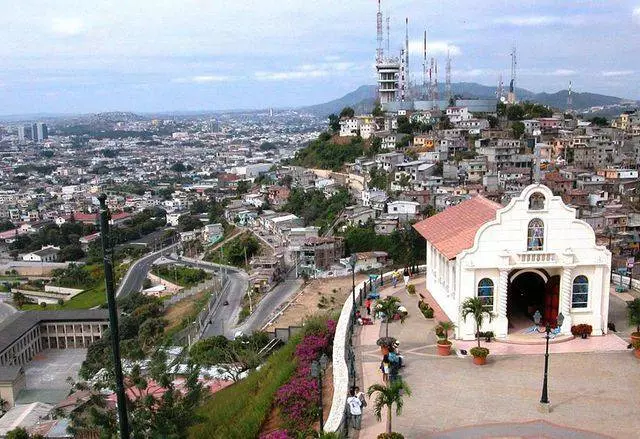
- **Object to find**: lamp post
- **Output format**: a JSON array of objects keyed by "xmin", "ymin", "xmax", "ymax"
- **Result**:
[
  {"xmin": 533, "ymin": 310, "xmax": 564, "ymax": 413},
  {"xmin": 310, "ymin": 353, "xmax": 329, "ymax": 432},
  {"xmin": 349, "ymin": 254, "xmax": 357, "ymax": 322}
]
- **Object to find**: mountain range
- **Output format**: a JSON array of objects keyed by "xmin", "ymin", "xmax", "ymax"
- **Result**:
[{"xmin": 301, "ymin": 83, "xmax": 634, "ymax": 116}]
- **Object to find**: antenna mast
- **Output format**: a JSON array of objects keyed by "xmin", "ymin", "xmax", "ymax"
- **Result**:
[
  {"xmin": 567, "ymin": 80, "xmax": 573, "ymax": 112},
  {"xmin": 405, "ymin": 17, "xmax": 410, "ymax": 96},
  {"xmin": 386, "ymin": 16, "xmax": 390, "ymax": 54},
  {"xmin": 434, "ymin": 59, "xmax": 439, "ymax": 101},
  {"xmin": 507, "ymin": 46, "xmax": 517, "ymax": 104},
  {"xmin": 445, "ymin": 48, "xmax": 452, "ymax": 103},
  {"xmin": 376, "ymin": 0, "xmax": 383, "ymax": 63},
  {"xmin": 423, "ymin": 30, "xmax": 427, "ymax": 99}
]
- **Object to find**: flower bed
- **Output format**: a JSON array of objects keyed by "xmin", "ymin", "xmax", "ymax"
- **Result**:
[{"xmin": 262, "ymin": 319, "xmax": 336, "ymax": 438}]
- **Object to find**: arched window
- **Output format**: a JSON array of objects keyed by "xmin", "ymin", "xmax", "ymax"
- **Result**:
[
  {"xmin": 478, "ymin": 278, "xmax": 494, "ymax": 310},
  {"xmin": 529, "ymin": 192, "xmax": 546, "ymax": 210},
  {"xmin": 572, "ymin": 275, "xmax": 589, "ymax": 308},
  {"xmin": 527, "ymin": 218, "xmax": 544, "ymax": 251}
]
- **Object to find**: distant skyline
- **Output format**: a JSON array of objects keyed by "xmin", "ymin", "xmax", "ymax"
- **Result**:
[{"xmin": 1, "ymin": 0, "xmax": 639, "ymax": 115}]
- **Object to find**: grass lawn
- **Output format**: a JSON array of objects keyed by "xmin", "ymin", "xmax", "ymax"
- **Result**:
[{"xmin": 21, "ymin": 285, "xmax": 106, "ymax": 311}]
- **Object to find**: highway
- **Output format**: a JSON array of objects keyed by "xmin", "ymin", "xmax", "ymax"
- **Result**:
[{"xmin": 116, "ymin": 242, "xmax": 180, "ymax": 297}]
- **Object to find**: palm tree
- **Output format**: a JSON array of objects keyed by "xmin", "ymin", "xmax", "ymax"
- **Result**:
[
  {"xmin": 461, "ymin": 297, "xmax": 494, "ymax": 348},
  {"xmin": 376, "ymin": 296, "xmax": 404, "ymax": 337},
  {"xmin": 367, "ymin": 379, "xmax": 412, "ymax": 434}
]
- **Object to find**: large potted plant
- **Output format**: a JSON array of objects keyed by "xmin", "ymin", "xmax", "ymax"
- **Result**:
[
  {"xmin": 435, "ymin": 321, "xmax": 455, "ymax": 356},
  {"xmin": 376, "ymin": 296, "xmax": 405, "ymax": 337},
  {"xmin": 367, "ymin": 379, "xmax": 412, "ymax": 435},
  {"xmin": 461, "ymin": 297, "xmax": 494, "ymax": 365},
  {"xmin": 628, "ymin": 298, "xmax": 640, "ymax": 343},
  {"xmin": 570, "ymin": 324, "xmax": 593, "ymax": 339},
  {"xmin": 632, "ymin": 339, "xmax": 640, "ymax": 359}
]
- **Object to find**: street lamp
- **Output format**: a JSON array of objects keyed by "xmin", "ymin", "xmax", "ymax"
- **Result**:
[
  {"xmin": 533, "ymin": 310, "xmax": 564, "ymax": 412},
  {"xmin": 311, "ymin": 353, "xmax": 329, "ymax": 432},
  {"xmin": 349, "ymin": 254, "xmax": 357, "ymax": 321}
]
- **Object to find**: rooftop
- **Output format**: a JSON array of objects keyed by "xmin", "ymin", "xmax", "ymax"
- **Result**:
[{"xmin": 413, "ymin": 196, "xmax": 501, "ymax": 259}]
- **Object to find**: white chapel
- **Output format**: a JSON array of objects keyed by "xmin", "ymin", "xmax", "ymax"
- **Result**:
[{"xmin": 413, "ymin": 184, "xmax": 612, "ymax": 340}]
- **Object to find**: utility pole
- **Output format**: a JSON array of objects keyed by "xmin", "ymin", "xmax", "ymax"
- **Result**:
[{"xmin": 98, "ymin": 195, "xmax": 130, "ymax": 439}]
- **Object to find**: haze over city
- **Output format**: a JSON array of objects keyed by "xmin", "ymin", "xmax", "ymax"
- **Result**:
[{"xmin": 1, "ymin": 0, "xmax": 640, "ymax": 114}]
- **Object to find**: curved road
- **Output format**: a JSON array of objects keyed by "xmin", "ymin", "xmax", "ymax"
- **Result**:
[{"xmin": 116, "ymin": 243, "xmax": 180, "ymax": 297}]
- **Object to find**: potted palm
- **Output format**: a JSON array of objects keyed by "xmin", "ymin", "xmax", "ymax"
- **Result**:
[
  {"xmin": 632, "ymin": 339, "xmax": 640, "ymax": 359},
  {"xmin": 435, "ymin": 321, "xmax": 455, "ymax": 356},
  {"xmin": 367, "ymin": 379, "xmax": 412, "ymax": 435},
  {"xmin": 628, "ymin": 298, "xmax": 640, "ymax": 343},
  {"xmin": 376, "ymin": 296, "xmax": 405, "ymax": 337},
  {"xmin": 461, "ymin": 297, "xmax": 493, "ymax": 365}
]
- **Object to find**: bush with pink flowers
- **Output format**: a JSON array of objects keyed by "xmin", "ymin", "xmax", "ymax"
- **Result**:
[{"xmin": 271, "ymin": 318, "xmax": 336, "ymax": 436}]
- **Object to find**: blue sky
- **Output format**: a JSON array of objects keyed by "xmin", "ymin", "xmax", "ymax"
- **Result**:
[{"xmin": 1, "ymin": 0, "xmax": 639, "ymax": 114}]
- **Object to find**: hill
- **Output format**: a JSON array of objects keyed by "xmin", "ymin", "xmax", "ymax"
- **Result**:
[{"xmin": 301, "ymin": 82, "xmax": 632, "ymax": 116}]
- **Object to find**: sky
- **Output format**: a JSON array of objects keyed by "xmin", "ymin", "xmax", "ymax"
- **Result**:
[{"xmin": 1, "ymin": 0, "xmax": 639, "ymax": 115}]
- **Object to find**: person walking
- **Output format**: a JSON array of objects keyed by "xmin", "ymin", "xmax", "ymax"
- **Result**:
[
  {"xmin": 380, "ymin": 355, "xmax": 390, "ymax": 383},
  {"xmin": 392, "ymin": 270, "xmax": 399, "ymax": 288},
  {"xmin": 354, "ymin": 386, "xmax": 367, "ymax": 410},
  {"xmin": 365, "ymin": 298, "xmax": 372, "ymax": 316},
  {"xmin": 347, "ymin": 388, "xmax": 362, "ymax": 430},
  {"xmin": 403, "ymin": 267, "xmax": 410, "ymax": 288}
]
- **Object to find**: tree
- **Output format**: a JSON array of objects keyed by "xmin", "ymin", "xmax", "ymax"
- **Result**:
[
  {"xmin": 372, "ymin": 102, "xmax": 384, "ymax": 117},
  {"xmin": 177, "ymin": 214, "xmax": 203, "ymax": 232},
  {"xmin": 397, "ymin": 174, "xmax": 412, "ymax": 189},
  {"xmin": 236, "ymin": 180, "xmax": 250, "ymax": 195},
  {"xmin": 367, "ymin": 379, "xmax": 412, "ymax": 434},
  {"xmin": 461, "ymin": 297, "xmax": 494, "ymax": 348},
  {"xmin": 375, "ymin": 296, "xmax": 404, "ymax": 337},
  {"xmin": 506, "ymin": 105, "xmax": 525, "ymax": 121},
  {"xmin": 589, "ymin": 116, "xmax": 609, "ymax": 127},
  {"xmin": 512, "ymin": 121, "xmax": 525, "ymax": 139},
  {"xmin": 12, "ymin": 292, "xmax": 28, "ymax": 308},
  {"xmin": 339, "ymin": 107, "xmax": 355, "ymax": 118},
  {"xmin": 367, "ymin": 136, "xmax": 382, "ymax": 157},
  {"xmin": 328, "ymin": 114, "xmax": 340, "ymax": 132},
  {"xmin": 487, "ymin": 115, "xmax": 499, "ymax": 129},
  {"xmin": 396, "ymin": 116, "xmax": 412, "ymax": 134},
  {"xmin": 58, "ymin": 244, "xmax": 85, "ymax": 261},
  {"xmin": 6, "ymin": 428, "xmax": 29, "ymax": 439},
  {"xmin": 368, "ymin": 166, "xmax": 388, "ymax": 190},
  {"xmin": 438, "ymin": 116, "xmax": 453, "ymax": 130},
  {"xmin": 0, "ymin": 221, "xmax": 15, "ymax": 232},
  {"xmin": 170, "ymin": 162, "xmax": 186, "ymax": 173}
]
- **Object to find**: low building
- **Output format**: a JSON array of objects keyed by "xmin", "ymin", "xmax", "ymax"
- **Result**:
[
  {"xmin": 22, "ymin": 246, "xmax": 60, "ymax": 263},
  {"xmin": 0, "ymin": 366, "xmax": 26, "ymax": 408},
  {"xmin": 296, "ymin": 237, "xmax": 344, "ymax": 277}
]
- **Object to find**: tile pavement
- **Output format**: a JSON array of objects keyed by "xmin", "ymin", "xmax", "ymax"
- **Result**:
[{"xmin": 352, "ymin": 278, "xmax": 640, "ymax": 439}]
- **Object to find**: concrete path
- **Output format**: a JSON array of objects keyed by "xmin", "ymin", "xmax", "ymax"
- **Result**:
[{"xmin": 354, "ymin": 279, "xmax": 640, "ymax": 439}]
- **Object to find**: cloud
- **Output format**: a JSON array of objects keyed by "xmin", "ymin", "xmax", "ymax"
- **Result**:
[
  {"xmin": 550, "ymin": 69, "xmax": 576, "ymax": 76},
  {"xmin": 633, "ymin": 7, "xmax": 640, "ymax": 25},
  {"xmin": 408, "ymin": 40, "xmax": 461, "ymax": 57},
  {"xmin": 602, "ymin": 70, "xmax": 634, "ymax": 77},
  {"xmin": 254, "ymin": 61, "xmax": 363, "ymax": 81},
  {"xmin": 51, "ymin": 18, "xmax": 85, "ymax": 36},
  {"xmin": 173, "ymin": 75, "xmax": 234, "ymax": 83}
]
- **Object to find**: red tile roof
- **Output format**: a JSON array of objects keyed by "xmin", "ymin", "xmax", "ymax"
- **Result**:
[{"xmin": 413, "ymin": 196, "xmax": 501, "ymax": 259}]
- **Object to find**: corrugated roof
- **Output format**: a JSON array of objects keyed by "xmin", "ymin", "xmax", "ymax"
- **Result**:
[{"xmin": 413, "ymin": 196, "xmax": 501, "ymax": 259}]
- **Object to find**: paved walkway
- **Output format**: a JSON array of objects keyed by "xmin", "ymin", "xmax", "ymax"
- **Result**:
[{"xmin": 354, "ymin": 278, "xmax": 640, "ymax": 439}]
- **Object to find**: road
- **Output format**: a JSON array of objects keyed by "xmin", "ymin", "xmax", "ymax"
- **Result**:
[{"xmin": 116, "ymin": 242, "xmax": 180, "ymax": 297}]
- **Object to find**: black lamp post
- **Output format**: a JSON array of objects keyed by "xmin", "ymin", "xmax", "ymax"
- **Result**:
[
  {"xmin": 311, "ymin": 353, "xmax": 329, "ymax": 432},
  {"xmin": 533, "ymin": 310, "xmax": 564, "ymax": 411},
  {"xmin": 349, "ymin": 254, "xmax": 357, "ymax": 321}
]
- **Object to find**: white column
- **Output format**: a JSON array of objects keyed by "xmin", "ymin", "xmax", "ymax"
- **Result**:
[
  {"xmin": 495, "ymin": 268, "xmax": 509, "ymax": 338},
  {"xmin": 560, "ymin": 266, "xmax": 573, "ymax": 333}
]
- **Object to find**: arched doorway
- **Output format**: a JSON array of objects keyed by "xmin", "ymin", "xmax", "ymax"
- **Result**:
[{"xmin": 507, "ymin": 270, "xmax": 559, "ymax": 332}]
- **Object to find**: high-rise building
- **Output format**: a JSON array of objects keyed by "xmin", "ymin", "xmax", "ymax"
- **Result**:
[
  {"xmin": 17, "ymin": 126, "xmax": 26, "ymax": 143},
  {"xmin": 32, "ymin": 122, "xmax": 48, "ymax": 143}
]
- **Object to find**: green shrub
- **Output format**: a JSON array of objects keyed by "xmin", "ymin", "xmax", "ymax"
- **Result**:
[
  {"xmin": 377, "ymin": 433, "xmax": 405, "ymax": 439},
  {"xmin": 406, "ymin": 284, "xmax": 416, "ymax": 295},
  {"xmin": 469, "ymin": 347, "xmax": 490, "ymax": 358}
]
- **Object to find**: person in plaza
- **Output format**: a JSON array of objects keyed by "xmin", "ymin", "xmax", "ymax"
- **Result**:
[
  {"xmin": 380, "ymin": 354, "xmax": 390, "ymax": 383},
  {"xmin": 392, "ymin": 270, "xmax": 399, "ymax": 288},
  {"xmin": 403, "ymin": 267, "xmax": 410, "ymax": 288},
  {"xmin": 365, "ymin": 297, "xmax": 372, "ymax": 316},
  {"xmin": 347, "ymin": 388, "xmax": 362, "ymax": 430},
  {"xmin": 354, "ymin": 386, "xmax": 367, "ymax": 409}
]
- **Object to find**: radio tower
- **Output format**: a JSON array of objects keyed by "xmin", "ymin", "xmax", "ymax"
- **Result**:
[
  {"xmin": 376, "ymin": 0, "xmax": 383, "ymax": 63},
  {"xmin": 386, "ymin": 16, "xmax": 390, "ymax": 54},
  {"xmin": 567, "ymin": 80, "xmax": 573, "ymax": 112},
  {"xmin": 405, "ymin": 17, "xmax": 410, "ymax": 97},
  {"xmin": 434, "ymin": 59, "xmax": 439, "ymax": 101},
  {"xmin": 507, "ymin": 46, "xmax": 517, "ymax": 104},
  {"xmin": 422, "ymin": 30, "xmax": 428, "ymax": 98},
  {"xmin": 445, "ymin": 48, "xmax": 452, "ymax": 103}
]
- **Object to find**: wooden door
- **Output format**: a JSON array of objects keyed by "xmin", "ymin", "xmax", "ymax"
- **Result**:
[{"xmin": 544, "ymin": 275, "xmax": 560, "ymax": 326}]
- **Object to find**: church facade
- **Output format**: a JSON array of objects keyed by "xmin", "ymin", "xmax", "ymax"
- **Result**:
[{"xmin": 413, "ymin": 184, "xmax": 612, "ymax": 340}]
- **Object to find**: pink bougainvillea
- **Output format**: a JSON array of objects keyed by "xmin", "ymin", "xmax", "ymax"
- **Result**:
[
  {"xmin": 260, "ymin": 430, "xmax": 291, "ymax": 439},
  {"xmin": 272, "ymin": 319, "xmax": 336, "ymax": 434}
]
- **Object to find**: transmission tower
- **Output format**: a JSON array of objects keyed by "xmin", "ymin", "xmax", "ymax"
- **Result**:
[
  {"xmin": 445, "ymin": 48, "xmax": 452, "ymax": 103},
  {"xmin": 376, "ymin": 0, "xmax": 383, "ymax": 63},
  {"xmin": 567, "ymin": 80, "xmax": 573, "ymax": 112},
  {"xmin": 422, "ymin": 30, "xmax": 427, "ymax": 99}
]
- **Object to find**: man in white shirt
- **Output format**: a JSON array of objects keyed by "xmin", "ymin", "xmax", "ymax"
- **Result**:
[{"xmin": 346, "ymin": 388, "xmax": 363, "ymax": 430}]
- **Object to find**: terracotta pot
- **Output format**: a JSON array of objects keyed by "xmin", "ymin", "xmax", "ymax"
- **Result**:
[
  {"xmin": 631, "ymin": 332, "xmax": 640, "ymax": 343},
  {"xmin": 473, "ymin": 355, "xmax": 487, "ymax": 365},
  {"xmin": 635, "ymin": 349, "xmax": 640, "ymax": 359},
  {"xmin": 436, "ymin": 342, "xmax": 451, "ymax": 356}
]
